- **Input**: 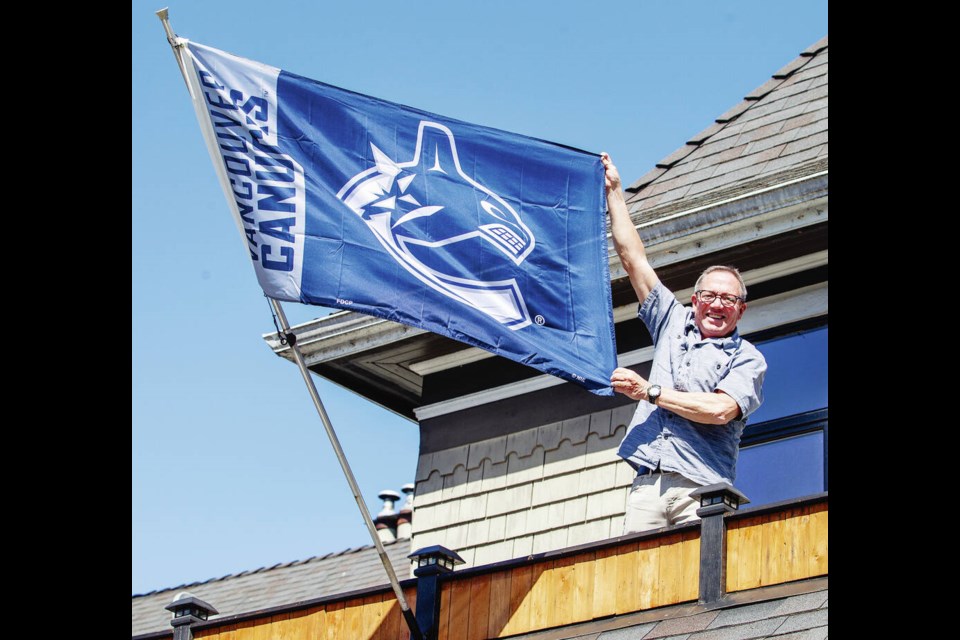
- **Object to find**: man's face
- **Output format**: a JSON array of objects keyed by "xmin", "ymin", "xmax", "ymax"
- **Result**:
[{"xmin": 691, "ymin": 271, "xmax": 747, "ymax": 338}]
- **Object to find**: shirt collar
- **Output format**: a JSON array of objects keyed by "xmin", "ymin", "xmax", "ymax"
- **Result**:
[{"xmin": 685, "ymin": 316, "xmax": 741, "ymax": 352}]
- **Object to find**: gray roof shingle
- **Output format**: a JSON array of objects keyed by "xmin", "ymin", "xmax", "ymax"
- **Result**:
[
  {"xmin": 683, "ymin": 587, "xmax": 828, "ymax": 640},
  {"xmin": 502, "ymin": 580, "xmax": 828, "ymax": 640},
  {"xmin": 132, "ymin": 538, "xmax": 412, "ymax": 637},
  {"xmin": 687, "ymin": 618, "xmax": 788, "ymax": 640},
  {"xmin": 645, "ymin": 611, "xmax": 720, "ymax": 637},
  {"xmin": 625, "ymin": 36, "xmax": 827, "ymax": 220}
]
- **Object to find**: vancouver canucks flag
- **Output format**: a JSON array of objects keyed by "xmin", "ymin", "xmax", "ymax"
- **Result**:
[{"xmin": 178, "ymin": 40, "xmax": 618, "ymax": 395}]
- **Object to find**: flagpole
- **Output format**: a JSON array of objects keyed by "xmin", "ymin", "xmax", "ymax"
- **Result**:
[
  {"xmin": 154, "ymin": 8, "xmax": 193, "ymax": 98},
  {"xmin": 154, "ymin": 10, "xmax": 423, "ymax": 639},
  {"xmin": 267, "ymin": 297, "xmax": 423, "ymax": 640}
]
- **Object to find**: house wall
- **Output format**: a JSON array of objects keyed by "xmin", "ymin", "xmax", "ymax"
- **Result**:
[{"xmin": 411, "ymin": 402, "xmax": 638, "ymax": 571}]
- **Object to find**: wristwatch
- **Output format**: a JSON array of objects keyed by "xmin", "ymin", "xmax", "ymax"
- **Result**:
[{"xmin": 646, "ymin": 384, "xmax": 661, "ymax": 405}]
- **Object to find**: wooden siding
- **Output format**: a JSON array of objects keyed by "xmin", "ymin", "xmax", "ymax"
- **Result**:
[
  {"xmin": 193, "ymin": 587, "xmax": 418, "ymax": 640},
  {"xmin": 726, "ymin": 500, "xmax": 828, "ymax": 593},
  {"xmin": 187, "ymin": 500, "xmax": 826, "ymax": 640},
  {"xmin": 434, "ymin": 533, "xmax": 700, "ymax": 639}
]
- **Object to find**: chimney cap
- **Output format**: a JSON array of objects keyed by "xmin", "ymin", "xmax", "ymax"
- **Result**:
[{"xmin": 378, "ymin": 489, "xmax": 402, "ymax": 501}]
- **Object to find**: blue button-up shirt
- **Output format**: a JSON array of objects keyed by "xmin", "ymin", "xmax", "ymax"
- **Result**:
[{"xmin": 617, "ymin": 282, "xmax": 767, "ymax": 486}]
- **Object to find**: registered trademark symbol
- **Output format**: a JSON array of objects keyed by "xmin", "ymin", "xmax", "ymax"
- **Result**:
[{"xmin": 534, "ymin": 315, "xmax": 545, "ymax": 325}]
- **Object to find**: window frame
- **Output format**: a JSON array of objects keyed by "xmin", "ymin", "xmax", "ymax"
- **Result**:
[
  {"xmin": 740, "ymin": 407, "xmax": 829, "ymax": 494},
  {"xmin": 738, "ymin": 313, "xmax": 829, "ymax": 498}
]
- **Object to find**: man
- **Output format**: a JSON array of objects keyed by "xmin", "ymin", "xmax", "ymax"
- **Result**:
[{"xmin": 602, "ymin": 152, "xmax": 767, "ymax": 533}]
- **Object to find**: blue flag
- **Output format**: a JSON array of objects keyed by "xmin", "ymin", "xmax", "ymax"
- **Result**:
[{"xmin": 178, "ymin": 40, "xmax": 617, "ymax": 395}]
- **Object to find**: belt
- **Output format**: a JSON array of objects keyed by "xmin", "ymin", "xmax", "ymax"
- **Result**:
[{"xmin": 637, "ymin": 464, "xmax": 661, "ymax": 476}]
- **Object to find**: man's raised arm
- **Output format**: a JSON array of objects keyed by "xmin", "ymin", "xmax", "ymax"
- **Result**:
[{"xmin": 602, "ymin": 152, "xmax": 659, "ymax": 304}]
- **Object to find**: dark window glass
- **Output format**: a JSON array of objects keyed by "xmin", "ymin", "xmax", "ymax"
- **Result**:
[
  {"xmin": 737, "ymin": 431, "xmax": 825, "ymax": 506},
  {"xmin": 733, "ymin": 323, "xmax": 828, "ymax": 506},
  {"xmin": 749, "ymin": 325, "xmax": 828, "ymax": 424}
]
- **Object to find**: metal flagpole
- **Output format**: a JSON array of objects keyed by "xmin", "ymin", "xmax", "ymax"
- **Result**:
[
  {"xmin": 154, "ymin": 10, "xmax": 423, "ymax": 639},
  {"xmin": 266, "ymin": 298, "xmax": 423, "ymax": 640},
  {"xmin": 155, "ymin": 8, "xmax": 193, "ymax": 95}
]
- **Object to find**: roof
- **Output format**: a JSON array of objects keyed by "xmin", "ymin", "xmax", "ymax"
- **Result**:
[
  {"xmin": 625, "ymin": 36, "xmax": 828, "ymax": 218},
  {"xmin": 509, "ymin": 578, "xmax": 828, "ymax": 640},
  {"xmin": 132, "ymin": 538, "xmax": 412, "ymax": 637}
]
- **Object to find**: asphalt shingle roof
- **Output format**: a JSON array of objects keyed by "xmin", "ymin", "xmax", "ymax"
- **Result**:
[
  {"xmin": 507, "ymin": 580, "xmax": 827, "ymax": 640},
  {"xmin": 132, "ymin": 538, "xmax": 412, "ymax": 637},
  {"xmin": 625, "ymin": 36, "xmax": 827, "ymax": 222}
]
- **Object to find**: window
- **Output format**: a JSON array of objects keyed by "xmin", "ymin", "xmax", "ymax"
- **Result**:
[
  {"xmin": 737, "ymin": 409, "xmax": 827, "ymax": 506},
  {"xmin": 748, "ymin": 324, "xmax": 828, "ymax": 424},
  {"xmin": 734, "ymin": 324, "xmax": 828, "ymax": 507}
]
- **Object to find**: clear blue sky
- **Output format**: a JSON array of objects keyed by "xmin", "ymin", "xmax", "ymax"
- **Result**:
[{"xmin": 132, "ymin": 0, "xmax": 828, "ymax": 596}]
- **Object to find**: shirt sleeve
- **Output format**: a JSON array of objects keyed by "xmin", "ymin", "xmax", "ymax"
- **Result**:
[
  {"xmin": 715, "ymin": 344, "xmax": 767, "ymax": 420},
  {"xmin": 637, "ymin": 282, "xmax": 682, "ymax": 345}
]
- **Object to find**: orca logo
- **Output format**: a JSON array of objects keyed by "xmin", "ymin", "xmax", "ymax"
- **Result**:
[{"xmin": 337, "ymin": 121, "xmax": 536, "ymax": 329}]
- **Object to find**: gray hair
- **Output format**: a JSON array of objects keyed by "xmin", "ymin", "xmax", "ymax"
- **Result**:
[{"xmin": 694, "ymin": 265, "xmax": 747, "ymax": 300}]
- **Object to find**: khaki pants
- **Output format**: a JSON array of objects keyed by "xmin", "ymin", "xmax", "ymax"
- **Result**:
[{"xmin": 623, "ymin": 471, "xmax": 702, "ymax": 534}]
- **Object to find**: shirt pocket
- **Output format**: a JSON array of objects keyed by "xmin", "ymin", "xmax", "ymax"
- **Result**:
[{"xmin": 689, "ymin": 347, "xmax": 733, "ymax": 392}]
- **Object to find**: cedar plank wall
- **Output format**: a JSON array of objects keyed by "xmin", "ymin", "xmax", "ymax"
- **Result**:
[
  {"xmin": 725, "ymin": 500, "xmax": 828, "ymax": 592},
  {"xmin": 193, "ymin": 586, "xmax": 419, "ymax": 640}
]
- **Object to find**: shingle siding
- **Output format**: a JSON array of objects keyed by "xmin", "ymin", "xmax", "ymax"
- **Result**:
[{"xmin": 410, "ymin": 407, "xmax": 635, "ymax": 569}]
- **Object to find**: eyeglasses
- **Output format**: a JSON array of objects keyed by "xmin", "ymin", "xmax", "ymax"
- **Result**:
[{"xmin": 695, "ymin": 290, "xmax": 743, "ymax": 307}]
